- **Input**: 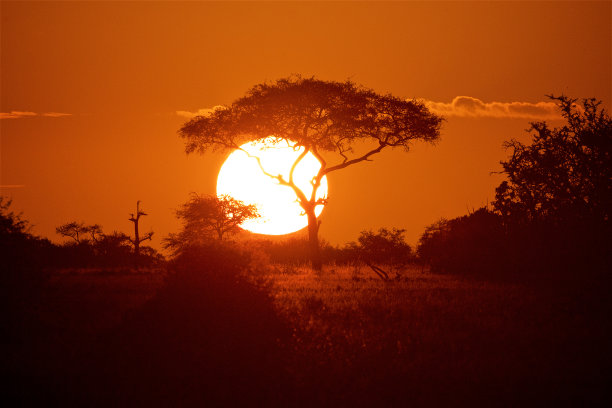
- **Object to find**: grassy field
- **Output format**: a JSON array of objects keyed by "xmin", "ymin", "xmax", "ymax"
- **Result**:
[
  {"xmin": 262, "ymin": 264, "xmax": 609, "ymax": 405},
  {"xmin": 10, "ymin": 263, "xmax": 609, "ymax": 406}
]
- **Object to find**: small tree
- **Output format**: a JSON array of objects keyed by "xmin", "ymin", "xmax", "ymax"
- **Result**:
[
  {"xmin": 56, "ymin": 221, "xmax": 90, "ymax": 244},
  {"xmin": 87, "ymin": 224, "xmax": 104, "ymax": 244},
  {"xmin": 179, "ymin": 76, "xmax": 442, "ymax": 270},
  {"xmin": 354, "ymin": 228, "xmax": 413, "ymax": 266},
  {"xmin": 348, "ymin": 228, "xmax": 413, "ymax": 280},
  {"xmin": 163, "ymin": 194, "xmax": 260, "ymax": 254},
  {"xmin": 128, "ymin": 201, "xmax": 153, "ymax": 258}
]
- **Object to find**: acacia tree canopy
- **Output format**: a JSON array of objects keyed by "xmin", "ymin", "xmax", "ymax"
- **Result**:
[
  {"xmin": 181, "ymin": 76, "xmax": 441, "ymax": 175},
  {"xmin": 179, "ymin": 76, "xmax": 443, "ymax": 269},
  {"xmin": 56, "ymin": 221, "xmax": 91, "ymax": 244}
]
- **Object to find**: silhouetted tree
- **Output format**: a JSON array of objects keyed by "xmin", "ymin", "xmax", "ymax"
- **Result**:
[
  {"xmin": 492, "ymin": 95, "xmax": 612, "ymax": 276},
  {"xmin": 128, "ymin": 200, "xmax": 153, "ymax": 258},
  {"xmin": 87, "ymin": 224, "xmax": 104, "ymax": 244},
  {"xmin": 494, "ymin": 95, "xmax": 612, "ymax": 225},
  {"xmin": 353, "ymin": 228, "xmax": 413, "ymax": 266},
  {"xmin": 0, "ymin": 197, "xmax": 30, "ymax": 239},
  {"xmin": 56, "ymin": 221, "xmax": 90, "ymax": 244},
  {"xmin": 179, "ymin": 76, "xmax": 442, "ymax": 270},
  {"xmin": 164, "ymin": 193, "xmax": 260, "ymax": 254}
]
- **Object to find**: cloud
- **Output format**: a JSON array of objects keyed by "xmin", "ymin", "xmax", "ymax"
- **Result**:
[
  {"xmin": 42, "ymin": 112, "xmax": 72, "ymax": 117},
  {"xmin": 175, "ymin": 98, "xmax": 561, "ymax": 121},
  {"xmin": 0, "ymin": 111, "xmax": 72, "ymax": 119},
  {"xmin": 423, "ymin": 96, "xmax": 561, "ymax": 119},
  {"xmin": 0, "ymin": 111, "xmax": 37, "ymax": 119},
  {"xmin": 176, "ymin": 105, "xmax": 227, "ymax": 119}
]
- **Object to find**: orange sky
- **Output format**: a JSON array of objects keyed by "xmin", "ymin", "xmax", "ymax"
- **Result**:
[{"xmin": 1, "ymin": 1, "xmax": 610, "ymax": 251}]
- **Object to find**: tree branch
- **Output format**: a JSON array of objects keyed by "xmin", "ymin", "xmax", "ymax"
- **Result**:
[
  {"xmin": 289, "ymin": 147, "xmax": 309, "ymax": 185},
  {"xmin": 324, "ymin": 143, "xmax": 387, "ymax": 174}
]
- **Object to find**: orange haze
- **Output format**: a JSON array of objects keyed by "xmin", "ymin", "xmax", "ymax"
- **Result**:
[{"xmin": 1, "ymin": 1, "xmax": 610, "ymax": 251}]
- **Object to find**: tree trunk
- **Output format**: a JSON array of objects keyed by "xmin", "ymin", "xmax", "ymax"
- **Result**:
[
  {"xmin": 306, "ymin": 209, "xmax": 322, "ymax": 271},
  {"xmin": 133, "ymin": 218, "xmax": 140, "ymax": 257}
]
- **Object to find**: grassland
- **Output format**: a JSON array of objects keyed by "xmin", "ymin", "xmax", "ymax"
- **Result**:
[
  {"xmin": 11, "ymin": 263, "xmax": 609, "ymax": 406},
  {"xmin": 262, "ymin": 264, "xmax": 609, "ymax": 405}
]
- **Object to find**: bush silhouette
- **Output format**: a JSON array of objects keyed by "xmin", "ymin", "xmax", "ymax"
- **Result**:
[
  {"xmin": 418, "ymin": 208, "xmax": 508, "ymax": 277},
  {"xmin": 86, "ymin": 242, "xmax": 292, "ymax": 406},
  {"xmin": 351, "ymin": 227, "xmax": 414, "ymax": 267}
]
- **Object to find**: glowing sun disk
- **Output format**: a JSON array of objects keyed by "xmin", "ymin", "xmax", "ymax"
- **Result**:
[{"xmin": 216, "ymin": 137, "xmax": 328, "ymax": 235}]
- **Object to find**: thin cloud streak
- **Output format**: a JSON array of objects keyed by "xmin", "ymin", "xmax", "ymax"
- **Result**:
[
  {"xmin": 1, "ymin": 111, "xmax": 37, "ymax": 119},
  {"xmin": 1, "ymin": 111, "xmax": 72, "ymax": 119},
  {"xmin": 176, "ymin": 105, "xmax": 227, "ymax": 119},
  {"xmin": 423, "ymin": 96, "xmax": 560, "ymax": 119},
  {"xmin": 178, "ymin": 98, "xmax": 561, "ymax": 121},
  {"xmin": 42, "ymin": 112, "xmax": 72, "ymax": 117}
]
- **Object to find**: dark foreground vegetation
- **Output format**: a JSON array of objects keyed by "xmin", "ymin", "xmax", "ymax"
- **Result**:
[
  {"xmin": 3, "ymin": 241, "xmax": 610, "ymax": 406},
  {"xmin": 418, "ymin": 96, "xmax": 611, "ymax": 283},
  {"xmin": 4, "ymin": 205, "xmax": 611, "ymax": 406},
  {"xmin": 3, "ymin": 96, "xmax": 610, "ymax": 406}
]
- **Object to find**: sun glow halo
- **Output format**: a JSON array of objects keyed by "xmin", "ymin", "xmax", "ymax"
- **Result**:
[{"xmin": 216, "ymin": 137, "xmax": 328, "ymax": 235}]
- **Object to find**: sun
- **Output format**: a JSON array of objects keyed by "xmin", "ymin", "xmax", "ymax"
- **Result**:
[{"xmin": 216, "ymin": 137, "xmax": 328, "ymax": 235}]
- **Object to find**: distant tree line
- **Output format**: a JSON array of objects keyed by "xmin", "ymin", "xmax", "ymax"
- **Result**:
[
  {"xmin": 232, "ymin": 228, "xmax": 415, "ymax": 271},
  {"xmin": 4, "ymin": 95, "xmax": 608, "ymax": 284},
  {"xmin": 1, "ymin": 198, "xmax": 163, "ymax": 271},
  {"xmin": 53, "ymin": 201, "xmax": 163, "ymax": 268},
  {"xmin": 161, "ymin": 192, "xmax": 417, "ymax": 276}
]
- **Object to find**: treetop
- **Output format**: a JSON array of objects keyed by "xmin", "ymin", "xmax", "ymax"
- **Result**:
[{"xmin": 179, "ymin": 76, "xmax": 442, "ymax": 174}]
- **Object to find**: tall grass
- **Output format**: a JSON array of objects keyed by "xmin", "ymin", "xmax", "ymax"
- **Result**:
[{"xmin": 258, "ymin": 263, "xmax": 609, "ymax": 406}]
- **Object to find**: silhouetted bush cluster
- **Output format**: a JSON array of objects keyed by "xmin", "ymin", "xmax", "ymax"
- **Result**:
[
  {"xmin": 418, "ymin": 96, "xmax": 611, "ymax": 281},
  {"xmin": 1, "ymin": 197, "xmax": 54, "ymax": 302},
  {"xmin": 82, "ymin": 242, "xmax": 292, "ymax": 406},
  {"xmin": 418, "ymin": 208, "xmax": 508, "ymax": 276},
  {"xmin": 54, "ymin": 239, "xmax": 163, "ymax": 268}
]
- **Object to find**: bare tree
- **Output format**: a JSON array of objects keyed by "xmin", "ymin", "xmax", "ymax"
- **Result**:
[
  {"xmin": 128, "ymin": 200, "xmax": 153, "ymax": 257},
  {"xmin": 179, "ymin": 76, "xmax": 442, "ymax": 270}
]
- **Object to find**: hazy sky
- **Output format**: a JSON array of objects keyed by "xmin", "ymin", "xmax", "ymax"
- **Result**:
[{"xmin": 2, "ymin": 1, "xmax": 610, "ymax": 250}]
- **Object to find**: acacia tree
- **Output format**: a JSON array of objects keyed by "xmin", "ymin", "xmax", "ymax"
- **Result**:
[
  {"xmin": 163, "ymin": 193, "xmax": 260, "ymax": 253},
  {"xmin": 179, "ymin": 76, "xmax": 442, "ymax": 270},
  {"xmin": 56, "ymin": 221, "xmax": 91, "ymax": 244}
]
